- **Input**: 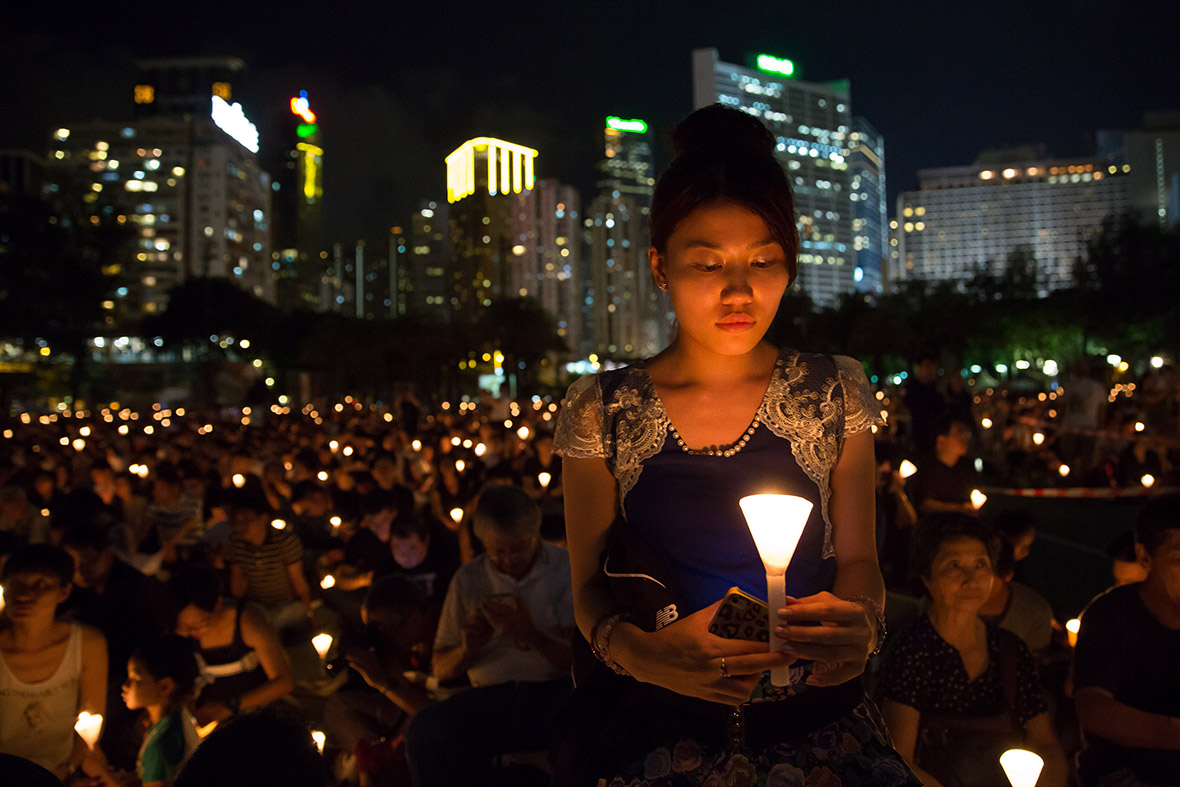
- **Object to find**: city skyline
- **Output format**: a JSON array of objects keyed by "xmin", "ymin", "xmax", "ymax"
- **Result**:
[{"xmin": 3, "ymin": 1, "xmax": 1177, "ymax": 247}]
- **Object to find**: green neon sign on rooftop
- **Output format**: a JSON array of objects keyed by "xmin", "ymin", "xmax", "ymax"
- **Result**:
[
  {"xmin": 756, "ymin": 54, "xmax": 795, "ymax": 78},
  {"xmin": 296, "ymin": 123, "xmax": 319, "ymax": 139},
  {"xmin": 606, "ymin": 116, "xmax": 648, "ymax": 133}
]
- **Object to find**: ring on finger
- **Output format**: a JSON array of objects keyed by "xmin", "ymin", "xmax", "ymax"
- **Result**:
[{"xmin": 719, "ymin": 656, "xmax": 731, "ymax": 679}]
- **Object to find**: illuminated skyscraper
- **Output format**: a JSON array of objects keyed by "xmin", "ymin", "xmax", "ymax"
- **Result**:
[
  {"xmin": 896, "ymin": 156, "xmax": 1130, "ymax": 293},
  {"xmin": 444, "ymin": 137, "xmax": 537, "ymax": 316},
  {"xmin": 46, "ymin": 103, "xmax": 272, "ymax": 322},
  {"xmin": 406, "ymin": 201, "xmax": 449, "ymax": 315},
  {"xmin": 583, "ymin": 192, "xmax": 662, "ymax": 359},
  {"xmin": 849, "ymin": 117, "xmax": 886, "ymax": 297},
  {"xmin": 133, "ymin": 57, "xmax": 245, "ymax": 117},
  {"xmin": 596, "ymin": 117, "xmax": 654, "ymax": 216},
  {"xmin": 270, "ymin": 90, "xmax": 324, "ymax": 310},
  {"xmin": 692, "ymin": 48, "xmax": 866, "ymax": 307}
]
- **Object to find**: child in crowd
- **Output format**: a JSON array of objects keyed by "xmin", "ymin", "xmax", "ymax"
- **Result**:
[{"xmin": 83, "ymin": 635, "xmax": 201, "ymax": 787}]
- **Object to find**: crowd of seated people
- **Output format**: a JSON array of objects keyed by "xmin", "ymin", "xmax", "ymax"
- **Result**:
[{"xmin": 0, "ymin": 359, "xmax": 1175, "ymax": 785}]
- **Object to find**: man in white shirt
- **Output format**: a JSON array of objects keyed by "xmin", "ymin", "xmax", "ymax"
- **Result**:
[{"xmin": 406, "ymin": 485, "xmax": 574, "ymax": 785}]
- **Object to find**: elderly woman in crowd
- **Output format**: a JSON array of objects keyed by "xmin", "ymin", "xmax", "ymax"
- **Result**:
[{"xmin": 879, "ymin": 513, "xmax": 1067, "ymax": 786}]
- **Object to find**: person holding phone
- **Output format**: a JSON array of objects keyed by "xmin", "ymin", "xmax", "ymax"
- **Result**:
[{"xmin": 554, "ymin": 105, "xmax": 918, "ymax": 785}]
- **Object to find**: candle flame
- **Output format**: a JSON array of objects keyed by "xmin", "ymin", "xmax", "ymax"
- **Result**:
[
  {"xmin": 898, "ymin": 459, "xmax": 917, "ymax": 479},
  {"xmin": 312, "ymin": 633, "xmax": 333, "ymax": 659},
  {"xmin": 971, "ymin": 489, "xmax": 988, "ymax": 510},
  {"xmin": 999, "ymin": 748, "xmax": 1044, "ymax": 787}
]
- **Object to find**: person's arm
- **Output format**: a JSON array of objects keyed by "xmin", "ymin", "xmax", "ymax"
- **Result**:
[
  {"xmin": 777, "ymin": 430, "xmax": 882, "ymax": 686},
  {"xmin": 1075, "ymin": 686, "xmax": 1180, "ymax": 751},
  {"xmin": 228, "ymin": 562, "xmax": 247, "ymax": 598},
  {"xmin": 234, "ymin": 604, "xmax": 295, "ymax": 711},
  {"xmin": 880, "ymin": 699, "xmax": 944, "ymax": 787},
  {"xmin": 430, "ymin": 571, "xmax": 491, "ymax": 683},
  {"xmin": 563, "ymin": 455, "xmax": 789, "ymax": 705},
  {"xmin": 346, "ymin": 647, "xmax": 432, "ymax": 717},
  {"xmin": 286, "ymin": 560, "xmax": 313, "ymax": 618},
  {"xmin": 67, "ymin": 627, "xmax": 109, "ymax": 775},
  {"xmin": 918, "ymin": 498, "xmax": 974, "ymax": 515},
  {"xmin": 1024, "ymin": 711, "xmax": 1069, "ymax": 787},
  {"xmin": 481, "ymin": 595, "xmax": 573, "ymax": 670}
]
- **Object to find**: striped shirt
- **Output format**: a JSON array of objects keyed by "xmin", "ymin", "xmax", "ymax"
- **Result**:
[{"xmin": 224, "ymin": 530, "xmax": 303, "ymax": 606}]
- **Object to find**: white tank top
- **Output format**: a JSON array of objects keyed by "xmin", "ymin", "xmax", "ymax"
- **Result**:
[{"xmin": 0, "ymin": 624, "xmax": 84, "ymax": 772}]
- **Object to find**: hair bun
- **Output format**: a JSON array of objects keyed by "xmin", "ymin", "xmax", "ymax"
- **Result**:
[{"xmin": 672, "ymin": 104, "xmax": 776, "ymax": 159}]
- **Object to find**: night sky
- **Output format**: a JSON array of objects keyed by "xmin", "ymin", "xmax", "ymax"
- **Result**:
[{"xmin": 3, "ymin": 0, "xmax": 1178, "ymax": 246}]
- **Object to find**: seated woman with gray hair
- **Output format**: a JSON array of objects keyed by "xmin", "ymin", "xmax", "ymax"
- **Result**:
[{"xmin": 879, "ymin": 513, "xmax": 1067, "ymax": 786}]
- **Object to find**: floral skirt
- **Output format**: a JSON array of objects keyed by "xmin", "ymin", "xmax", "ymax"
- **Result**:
[{"xmin": 596, "ymin": 700, "xmax": 920, "ymax": 787}]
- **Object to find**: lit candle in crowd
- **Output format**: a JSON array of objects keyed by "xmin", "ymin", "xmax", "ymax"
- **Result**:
[
  {"xmin": 320, "ymin": 574, "xmax": 336, "ymax": 590},
  {"xmin": 538, "ymin": 472, "xmax": 551, "ymax": 489},
  {"xmin": 411, "ymin": 439, "xmax": 422, "ymax": 452},
  {"xmin": 898, "ymin": 460, "xmax": 918, "ymax": 479},
  {"xmin": 232, "ymin": 473, "xmax": 246, "ymax": 488},
  {"xmin": 311, "ymin": 730, "xmax": 326, "ymax": 754},
  {"xmin": 739, "ymin": 494, "xmax": 813, "ymax": 687},
  {"xmin": 517, "ymin": 425, "xmax": 530, "ymax": 440},
  {"xmin": 312, "ymin": 633, "xmax": 333, "ymax": 660},
  {"xmin": 1135, "ymin": 422, "xmax": 1145, "ymax": 432},
  {"xmin": 1142, "ymin": 474, "xmax": 1156, "ymax": 488},
  {"xmin": 474, "ymin": 443, "xmax": 486, "ymax": 457},
  {"xmin": 270, "ymin": 518, "xmax": 287, "ymax": 530},
  {"xmin": 455, "ymin": 459, "xmax": 466, "ymax": 473},
  {"xmin": 971, "ymin": 489, "xmax": 988, "ymax": 510},
  {"xmin": 1066, "ymin": 618, "xmax": 1081, "ymax": 648},
  {"xmin": 450, "ymin": 508, "xmax": 463, "ymax": 525},
  {"xmin": 79, "ymin": 426, "xmax": 91, "ymax": 436},
  {"xmin": 1058, "ymin": 464, "xmax": 1071, "ymax": 477},
  {"xmin": 999, "ymin": 748, "xmax": 1044, "ymax": 787},
  {"xmin": 329, "ymin": 516, "xmax": 342, "ymax": 529},
  {"xmin": 1032, "ymin": 432, "xmax": 1045, "ymax": 446},
  {"xmin": 74, "ymin": 712, "xmax": 103, "ymax": 749},
  {"xmin": 981, "ymin": 417, "xmax": 993, "ymax": 429},
  {"xmin": 197, "ymin": 720, "xmax": 219, "ymax": 739},
  {"xmin": 343, "ymin": 446, "xmax": 354, "ymax": 457},
  {"xmin": 329, "ymin": 440, "xmax": 339, "ymax": 452}
]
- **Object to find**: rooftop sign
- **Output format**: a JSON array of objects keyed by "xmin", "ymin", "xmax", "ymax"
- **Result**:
[
  {"xmin": 756, "ymin": 54, "xmax": 795, "ymax": 77},
  {"xmin": 211, "ymin": 95, "xmax": 259, "ymax": 153},
  {"xmin": 606, "ymin": 116, "xmax": 647, "ymax": 133}
]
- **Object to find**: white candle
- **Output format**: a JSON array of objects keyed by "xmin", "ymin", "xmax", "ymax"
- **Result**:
[
  {"xmin": 739, "ymin": 494, "xmax": 813, "ymax": 686},
  {"xmin": 312, "ymin": 633, "xmax": 333, "ymax": 660},
  {"xmin": 1000, "ymin": 748, "xmax": 1044, "ymax": 787},
  {"xmin": 74, "ymin": 711, "xmax": 103, "ymax": 748},
  {"xmin": 898, "ymin": 459, "xmax": 918, "ymax": 479},
  {"xmin": 311, "ymin": 730, "xmax": 326, "ymax": 754},
  {"xmin": 971, "ymin": 489, "xmax": 988, "ymax": 510},
  {"xmin": 538, "ymin": 472, "xmax": 551, "ymax": 488},
  {"xmin": 320, "ymin": 574, "xmax": 336, "ymax": 590},
  {"xmin": 1066, "ymin": 618, "xmax": 1080, "ymax": 648}
]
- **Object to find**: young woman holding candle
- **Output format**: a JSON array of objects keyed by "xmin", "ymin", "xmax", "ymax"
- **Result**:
[
  {"xmin": 555, "ymin": 105, "xmax": 918, "ymax": 785},
  {"xmin": 0, "ymin": 545, "xmax": 108, "ymax": 780}
]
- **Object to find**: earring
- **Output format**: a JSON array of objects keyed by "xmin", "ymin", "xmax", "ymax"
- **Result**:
[{"xmin": 657, "ymin": 280, "xmax": 668, "ymax": 291}]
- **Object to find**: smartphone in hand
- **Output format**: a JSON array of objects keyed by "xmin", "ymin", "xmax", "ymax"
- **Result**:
[{"xmin": 707, "ymin": 587, "xmax": 770, "ymax": 642}]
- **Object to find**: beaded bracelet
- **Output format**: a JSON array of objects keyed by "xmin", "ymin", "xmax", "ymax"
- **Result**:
[
  {"xmin": 589, "ymin": 612, "xmax": 632, "ymax": 676},
  {"xmin": 844, "ymin": 594, "xmax": 887, "ymax": 657}
]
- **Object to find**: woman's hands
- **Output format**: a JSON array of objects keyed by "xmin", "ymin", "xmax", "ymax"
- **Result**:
[
  {"xmin": 611, "ymin": 600, "xmax": 795, "ymax": 705},
  {"xmin": 776, "ymin": 591, "xmax": 876, "ymax": 687}
]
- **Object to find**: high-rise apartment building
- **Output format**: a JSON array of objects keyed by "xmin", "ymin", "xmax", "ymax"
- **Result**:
[
  {"xmin": 583, "ymin": 193, "xmax": 661, "ymax": 359},
  {"xmin": 895, "ymin": 157, "xmax": 1131, "ymax": 293},
  {"xmin": 444, "ymin": 137, "xmax": 537, "ymax": 317},
  {"xmin": 269, "ymin": 90, "xmax": 324, "ymax": 311},
  {"xmin": 595, "ymin": 117, "xmax": 655, "ymax": 216},
  {"xmin": 849, "ymin": 117, "xmax": 887, "ymax": 297},
  {"xmin": 404, "ymin": 202, "xmax": 449, "ymax": 316},
  {"xmin": 692, "ymin": 48, "xmax": 868, "ymax": 307},
  {"xmin": 44, "ymin": 58, "xmax": 273, "ymax": 323},
  {"xmin": 1124, "ymin": 112, "xmax": 1180, "ymax": 230}
]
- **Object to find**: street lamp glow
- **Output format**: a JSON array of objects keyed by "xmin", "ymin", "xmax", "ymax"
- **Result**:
[
  {"xmin": 898, "ymin": 460, "xmax": 918, "ymax": 479},
  {"xmin": 971, "ymin": 489, "xmax": 988, "ymax": 510},
  {"xmin": 1106, "ymin": 354, "xmax": 1122, "ymax": 366},
  {"xmin": 1000, "ymin": 748, "xmax": 1044, "ymax": 787},
  {"xmin": 739, "ymin": 494, "xmax": 813, "ymax": 687},
  {"xmin": 312, "ymin": 633, "xmax": 333, "ymax": 660}
]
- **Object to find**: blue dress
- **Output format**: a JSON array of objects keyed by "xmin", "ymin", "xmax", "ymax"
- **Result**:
[{"xmin": 555, "ymin": 348, "xmax": 919, "ymax": 787}]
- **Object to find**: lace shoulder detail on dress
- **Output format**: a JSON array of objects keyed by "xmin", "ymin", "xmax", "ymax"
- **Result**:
[
  {"xmin": 835, "ymin": 355, "xmax": 885, "ymax": 436},
  {"xmin": 758, "ymin": 351, "xmax": 843, "ymax": 559},
  {"xmin": 600, "ymin": 364, "xmax": 668, "ymax": 504},
  {"xmin": 553, "ymin": 374, "xmax": 605, "ymax": 459}
]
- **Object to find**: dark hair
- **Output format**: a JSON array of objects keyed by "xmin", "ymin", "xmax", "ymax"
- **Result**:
[
  {"xmin": 1105, "ymin": 530, "xmax": 1138, "ymax": 563},
  {"xmin": 910, "ymin": 513, "xmax": 1001, "ymax": 587},
  {"xmin": 60, "ymin": 524, "xmax": 111, "ymax": 553},
  {"xmin": 650, "ymin": 104, "xmax": 799, "ymax": 283},
  {"xmin": 992, "ymin": 535, "xmax": 1016, "ymax": 579},
  {"xmin": 473, "ymin": 485, "xmax": 540, "ymax": 535},
  {"xmin": 174, "ymin": 711, "xmax": 328, "ymax": 787},
  {"xmin": 363, "ymin": 575, "xmax": 427, "ymax": 631},
  {"xmin": 168, "ymin": 563, "xmax": 221, "ymax": 612},
  {"xmin": 932, "ymin": 414, "xmax": 969, "ymax": 440},
  {"xmin": 991, "ymin": 510, "xmax": 1036, "ymax": 542},
  {"xmin": 131, "ymin": 635, "xmax": 200, "ymax": 699},
  {"xmin": 291, "ymin": 481, "xmax": 326, "ymax": 503},
  {"xmin": 1, "ymin": 544, "xmax": 74, "ymax": 585},
  {"xmin": 1136, "ymin": 495, "xmax": 1180, "ymax": 556},
  {"xmin": 390, "ymin": 510, "xmax": 430, "ymax": 540}
]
